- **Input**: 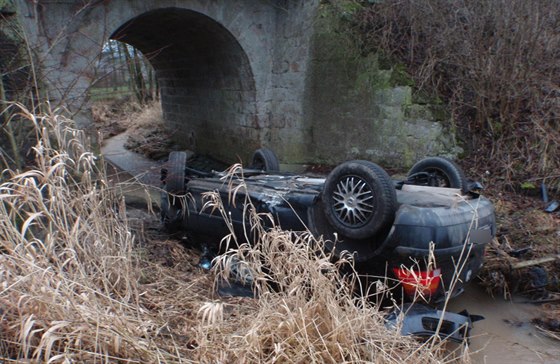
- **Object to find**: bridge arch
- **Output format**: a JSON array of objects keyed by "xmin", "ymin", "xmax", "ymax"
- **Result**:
[
  {"xmin": 16, "ymin": 0, "xmax": 463, "ymax": 169},
  {"xmin": 110, "ymin": 8, "xmax": 257, "ymax": 160},
  {"xmin": 17, "ymin": 1, "xmax": 319, "ymax": 166}
]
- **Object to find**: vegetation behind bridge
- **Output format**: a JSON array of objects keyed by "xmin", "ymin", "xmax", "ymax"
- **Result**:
[{"xmin": 350, "ymin": 0, "xmax": 560, "ymax": 191}]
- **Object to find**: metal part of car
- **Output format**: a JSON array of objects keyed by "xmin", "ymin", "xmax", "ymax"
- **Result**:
[{"xmin": 385, "ymin": 303, "xmax": 484, "ymax": 343}]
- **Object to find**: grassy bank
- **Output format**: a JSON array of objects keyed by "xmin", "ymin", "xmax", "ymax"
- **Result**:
[{"xmin": 355, "ymin": 0, "xmax": 560, "ymax": 191}]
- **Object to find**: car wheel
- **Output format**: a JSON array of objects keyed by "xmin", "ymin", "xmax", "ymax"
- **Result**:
[
  {"xmin": 322, "ymin": 160, "xmax": 397, "ymax": 240},
  {"xmin": 407, "ymin": 157, "xmax": 468, "ymax": 193},
  {"xmin": 166, "ymin": 151, "xmax": 187, "ymax": 193},
  {"xmin": 250, "ymin": 148, "xmax": 280, "ymax": 172}
]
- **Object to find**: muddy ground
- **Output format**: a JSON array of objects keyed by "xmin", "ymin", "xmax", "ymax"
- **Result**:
[{"xmin": 478, "ymin": 189, "xmax": 560, "ymax": 340}]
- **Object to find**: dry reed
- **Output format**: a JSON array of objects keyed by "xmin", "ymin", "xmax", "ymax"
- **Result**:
[{"xmin": 0, "ymin": 105, "xmax": 155, "ymax": 361}]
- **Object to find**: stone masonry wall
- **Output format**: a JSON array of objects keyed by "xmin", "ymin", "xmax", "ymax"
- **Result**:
[
  {"xmin": 305, "ymin": 4, "xmax": 461, "ymax": 168},
  {"xmin": 15, "ymin": 0, "xmax": 319, "ymax": 165}
]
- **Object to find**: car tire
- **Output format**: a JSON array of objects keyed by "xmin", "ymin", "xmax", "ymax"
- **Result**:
[
  {"xmin": 407, "ymin": 157, "xmax": 468, "ymax": 193},
  {"xmin": 322, "ymin": 160, "xmax": 397, "ymax": 240},
  {"xmin": 250, "ymin": 148, "xmax": 280, "ymax": 172},
  {"xmin": 166, "ymin": 151, "xmax": 187, "ymax": 193}
]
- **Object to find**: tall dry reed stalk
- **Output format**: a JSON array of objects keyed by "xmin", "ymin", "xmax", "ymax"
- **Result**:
[{"xmin": 0, "ymin": 105, "xmax": 164, "ymax": 362}]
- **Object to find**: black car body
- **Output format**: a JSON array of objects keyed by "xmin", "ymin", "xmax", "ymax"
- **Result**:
[{"xmin": 161, "ymin": 150, "xmax": 495, "ymax": 303}]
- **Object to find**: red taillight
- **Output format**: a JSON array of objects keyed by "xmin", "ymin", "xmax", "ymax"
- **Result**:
[{"xmin": 393, "ymin": 267, "xmax": 441, "ymax": 298}]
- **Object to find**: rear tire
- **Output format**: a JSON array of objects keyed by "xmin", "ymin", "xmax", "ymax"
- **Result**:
[
  {"xmin": 407, "ymin": 157, "xmax": 468, "ymax": 193},
  {"xmin": 322, "ymin": 160, "xmax": 397, "ymax": 240},
  {"xmin": 161, "ymin": 151, "xmax": 187, "ymax": 232},
  {"xmin": 166, "ymin": 151, "xmax": 187, "ymax": 193},
  {"xmin": 250, "ymin": 148, "xmax": 280, "ymax": 172}
]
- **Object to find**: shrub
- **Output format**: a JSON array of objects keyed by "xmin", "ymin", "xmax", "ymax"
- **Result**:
[{"xmin": 356, "ymin": 0, "xmax": 560, "ymax": 189}]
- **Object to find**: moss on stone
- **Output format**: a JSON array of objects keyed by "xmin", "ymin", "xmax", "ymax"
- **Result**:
[{"xmin": 389, "ymin": 64, "xmax": 415, "ymax": 87}]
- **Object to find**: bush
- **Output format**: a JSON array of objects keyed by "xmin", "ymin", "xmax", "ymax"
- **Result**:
[{"xmin": 356, "ymin": 0, "xmax": 560, "ymax": 189}]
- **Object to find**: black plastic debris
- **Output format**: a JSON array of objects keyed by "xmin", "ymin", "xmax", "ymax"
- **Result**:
[
  {"xmin": 526, "ymin": 266, "xmax": 550, "ymax": 301},
  {"xmin": 385, "ymin": 303, "xmax": 483, "ymax": 343},
  {"xmin": 508, "ymin": 247, "xmax": 532, "ymax": 258},
  {"xmin": 541, "ymin": 181, "xmax": 559, "ymax": 213},
  {"xmin": 215, "ymin": 255, "xmax": 257, "ymax": 298},
  {"xmin": 198, "ymin": 245, "xmax": 214, "ymax": 270},
  {"xmin": 216, "ymin": 279, "xmax": 255, "ymax": 298},
  {"xmin": 467, "ymin": 181, "xmax": 484, "ymax": 195},
  {"xmin": 528, "ymin": 267, "xmax": 549, "ymax": 289}
]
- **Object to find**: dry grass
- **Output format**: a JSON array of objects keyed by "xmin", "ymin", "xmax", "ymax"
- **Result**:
[
  {"xmin": 92, "ymin": 98, "xmax": 175, "ymax": 160},
  {"xmin": 476, "ymin": 191, "xmax": 560, "ymax": 299},
  {"xmin": 0, "ymin": 106, "xmax": 154, "ymax": 361},
  {"xmin": 123, "ymin": 101, "xmax": 176, "ymax": 160},
  {"xmin": 91, "ymin": 98, "xmax": 139, "ymax": 139},
  {"xmin": 0, "ymin": 106, "xmax": 464, "ymax": 362},
  {"xmin": 533, "ymin": 303, "xmax": 560, "ymax": 340}
]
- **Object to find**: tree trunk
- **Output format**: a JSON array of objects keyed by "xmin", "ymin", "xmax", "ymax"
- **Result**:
[{"xmin": 132, "ymin": 47, "xmax": 147, "ymax": 104}]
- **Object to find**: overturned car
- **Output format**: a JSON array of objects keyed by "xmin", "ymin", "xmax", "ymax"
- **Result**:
[{"xmin": 160, "ymin": 149, "xmax": 495, "ymax": 303}]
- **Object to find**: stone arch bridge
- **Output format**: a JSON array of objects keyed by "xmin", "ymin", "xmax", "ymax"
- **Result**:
[{"xmin": 15, "ymin": 0, "xmax": 459, "ymax": 168}]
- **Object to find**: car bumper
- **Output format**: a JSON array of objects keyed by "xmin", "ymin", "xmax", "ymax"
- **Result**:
[{"xmin": 385, "ymin": 303, "xmax": 482, "ymax": 343}]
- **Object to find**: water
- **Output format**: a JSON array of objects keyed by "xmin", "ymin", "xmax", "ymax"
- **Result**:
[
  {"xmin": 449, "ymin": 285, "xmax": 560, "ymax": 363},
  {"xmin": 101, "ymin": 132, "xmax": 162, "ymax": 206},
  {"xmin": 101, "ymin": 132, "xmax": 163, "ymax": 186}
]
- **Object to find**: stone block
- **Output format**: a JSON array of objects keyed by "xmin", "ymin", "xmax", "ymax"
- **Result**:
[
  {"xmin": 373, "ymin": 86, "xmax": 412, "ymax": 107},
  {"xmin": 404, "ymin": 104, "xmax": 434, "ymax": 120}
]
